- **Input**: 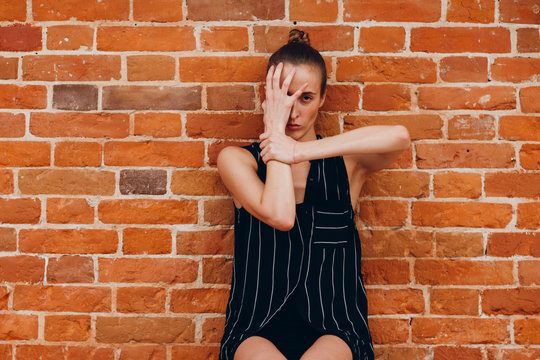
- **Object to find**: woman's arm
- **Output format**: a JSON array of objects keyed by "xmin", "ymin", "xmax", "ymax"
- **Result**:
[{"xmin": 260, "ymin": 125, "xmax": 411, "ymax": 174}]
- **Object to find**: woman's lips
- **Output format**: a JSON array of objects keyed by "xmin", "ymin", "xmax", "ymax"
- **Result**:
[{"xmin": 286, "ymin": 124, "xmax": 301, "ymax": 130}]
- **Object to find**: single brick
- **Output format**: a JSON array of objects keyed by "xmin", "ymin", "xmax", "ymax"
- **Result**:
[
  {"xmin": 186, "ymin": 113, "xmax": 263, "ymax": 139},
  {"xmin": 0, "ymin": 256, "xmax": 44, "ymax": 283},
  {"xmin": 367, "ymin": 289, "xmax": 425, "ymax": 314},
  {"xmin": 46, "ymin": 25, "xmax": 93, "ymax": 50},
  {"xmin": 19, "ymin": 169, "xmax": 115, "ymax": 195},
  {"xmin": 447, "ymin": 0, "xmax": 494, "ymax": 23},
  {"xmin": 98, "ymin": 26, "xmax": 195, "ymax": 51},
  {"xmin": 0, "ymin": 228, "xmax": 16, "ymax": 252},
  {"xmin": 13, "ymin": 285, "xmax": 111, "ymax": 312},
  {"xmin": 418, "ymin": 86, "xmax": 515, "ymax": 110},
  {"xmin": 415, "ymin": 260, "xmax": 513, "ymax": 285},
  {"xmin": 440, "ymin": 56, "xmax": 488, "ymax": 82},
  {"xmin": 19, "ymin": 229, "xmax": 117, "ymax": 254},
  {"xmin": 47, "ymin": 256, "xmax": 94, "ymax": 283},
  {"xmin": 133, "ymin": 113, "xmax": 182, "ymax": 138},
  {"xmin": 0, "ymin": 113, "xmax": 25, "ymax": 138},
  {"xmin": 358, "ymin": 229, "xmax": 433, "ymax": 258},
  {"xmin": 448, "ymin": 114, "xmax": 495, "ymax": 140},
  {"xmin": 344, "ymin": 0, "xmax": 441, "ymax": 22},
  {"xmin": 344, "ymin": 114, "xmax": 443, "ymax": 140},
  {"xmin": 98, "ymin": 199, "xmax": 198, "ymax": 224},
  {"xmin": 361, "ymin": 259, "xmax": 410, "ymax": 285},
  {"xmin": 358, "ymin": 27, "xmax": 405, "ymax": 53},
  {"xmin": 54, "ymin": 141, "xmax": 102, "ymax": 167},
  {"xmin": 362, "ymin": 84, "xmax": 411, "ymax": 111},
  {"xmin": 435, "ymin": 232, "xmax": 484, "ymax": 257},
  {"xmin": 411, "ymin": 27, "xmax": 510, "ymax": 53},
  {"xmin": 517, "ymin": 202, "xmax": 540, "ymax": 229},
  {"xmin": 0, "ymin": 24, "xmax": 41, "ymax": 51},
  {"xmin": 201, "ymin": 27, "xmax": 248, "ymax": 52},
  {"xmin": 117, "ymin": 287, "xmax": 166, "ymax": 313},
  {"xmin": 23, "ymin": 55, "xmax": 121, "ymax": 81},
  {"xmin": 127, "ymin": 55, "xmax": 175, "ymax": 81},
  {"xmin": 53, "ymin": 84, "xmax": 98, "ymax": 111},
  {"xmin": 412, "ymin": 318, "xmax": 509, "ymax": 344},
  {"xmin": 430, "ymin": 288, "xmax": 479, "ymax": 315},
  {"xmin": 0, "ymin": 57, "xmax": 18, "ymax": 79},
  {"xmin": 99, "ymin": 258, "xmax": 197, "ymax": 283},
  {"xmin": 517, "ymin": 28, "xmax": 540, "ymax": 52},
  {"xmin": 103, "ymin": 86, "xmax": 201, "ymax": 110},
  {"xmin": 0, "ymin": 198, "xmax": 41, "ymax": 224},
  {"xmin": 46, "ymin": 197, "xmax": 94, "ymax": 224},
  {"xmin": 491, "ymin": 58, "xmax": 540, "ymax": 82},
  {"xmin": 412, "ymin": 202, "xmax": 512, "ymax": 228},
  {"xmin": 170, "ymin": 288, "xmax": 229, "ymax": 313},
  {"xmin": 0, "ymin": 0, "xmax": 26, "ymax": 21},
  {"xmin": 520, "ymin": 87, "xmax": 540, "ymax": 113},
  {"xmin": 337, "ymin": 56, "xmax": 436, "ymax": 83},
  {"xmin": 123, "ymin": 228, "xmax": 171, "ymax": 255},
  {"xmin": 207, "ymin": 85, "xmax": 255, "ymax": 110},
  {"xmin": 45, "ymin": 315, "xmax": 91, "ymax": 341},
  {"xmin": 119, "ymin": 169, "xmax": 167, "ymax": 195},
  {"xmin": 499, "ymin": 0, "xmax": 540, "ymax": 24},
  {"xmin": 179, "ymin": 57, "xmax": 266, "ymax": 82},
  {"xmin": 359, "ymin": 200, "xmax": 408, "ymax": 227},
  {"xmin": 433, "ymin": 171, "xmax": 482, "ymax": 198},
  {"xmin": 133, "ymin": 0, "xmax": 182, "ymax": 21},
  {"xmin": 104, "ymin": 141, "xmax": 204, "ymax": 167},
  {"xmin": 361, "ymin": 170, "xmax": 430, "ymax": 198},
  {"xmin": 33, "ymin": 0, "xmax": 129, "ymax": 21},
  {"xmin": 176, "ymin": 230, "xmax": 234, "ymax": 255},
  {"xmin": 171, "ymin": 170, "xmax": 228, "ymax": 196},
  {"xmin": 0, "ymin": 85, "xmax": 47, "ymax": 109},
  {"xmin": 187, "ymin": 0, "xmax": 284, "ymax": 20},
  {"xmin": 31, "ymin": 113, "xmax": 128, "ymax": 138},
  {"xmin": 488, "ymin": 232, "xmax": 540, "ymax": 257},
  {"xmin": 290, "ymin": 0, "xmax": 338, "ymax": 22}
]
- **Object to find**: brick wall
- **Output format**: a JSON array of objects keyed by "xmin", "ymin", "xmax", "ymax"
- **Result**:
[{"xmin": 0, "ymin": 0, "xmax": 539, "ymax": 359}]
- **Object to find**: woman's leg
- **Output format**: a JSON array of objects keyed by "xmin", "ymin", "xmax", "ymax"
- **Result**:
[
  {"xmin": 234, "ymin": 336, "xmax": 287, "ymax": 360},
  {"xmin": 299, "ymin": 334, "xmax": 353, "ymax": 360}
]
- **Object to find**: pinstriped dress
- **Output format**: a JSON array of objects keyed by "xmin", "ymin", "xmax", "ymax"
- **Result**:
[{"xmin": 219, "ymin": 137, "xmax": 374, "ymax": 360}]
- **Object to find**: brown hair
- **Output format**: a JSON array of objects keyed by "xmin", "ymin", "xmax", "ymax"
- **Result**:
[{"xmin": 267, "ymin": 29, "xmax": 327, "ymax": 95}]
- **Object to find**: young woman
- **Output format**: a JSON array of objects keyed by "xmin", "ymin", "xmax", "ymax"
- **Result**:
[{"xmin": 218, "ymin": 29, "xmax": 410, "ymax": 360}]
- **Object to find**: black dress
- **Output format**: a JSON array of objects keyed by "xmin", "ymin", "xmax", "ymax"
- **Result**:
[{"xmin": 219, "ymin": 137, "xmax": 374, "ymax": 360}]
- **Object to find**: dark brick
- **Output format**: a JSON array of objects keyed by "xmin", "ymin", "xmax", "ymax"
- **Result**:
[
  {"xmin": 120, "ymin": 170, "xmax": 167, "ymax": 195},
  {"xmin": 103, "ymin": 86, "xmax": 201, "ymax": 110},
  {"xmin": 53, "ymin": 85, "xmax": 98, "ymax": 111}
]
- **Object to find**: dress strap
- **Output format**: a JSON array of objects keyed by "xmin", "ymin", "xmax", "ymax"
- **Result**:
[{"xmin": 242, "ymin": 142, "xmax": 266, "ymax": 182}]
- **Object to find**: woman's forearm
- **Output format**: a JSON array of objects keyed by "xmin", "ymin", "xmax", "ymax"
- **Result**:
[
  {"xmin": 295, "ymin": 125, "xmax": 410, "ymax": 162},
  {"xmin": 259, "ymin": 160, "xmax": 296, "ymax": 230}
]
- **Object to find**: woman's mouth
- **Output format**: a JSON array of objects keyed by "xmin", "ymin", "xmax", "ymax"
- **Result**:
[{"xmin": 286, "ymin": 124, "xmax": 301, "ymax": 130}]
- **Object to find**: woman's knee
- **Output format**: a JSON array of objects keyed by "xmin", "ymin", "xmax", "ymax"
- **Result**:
[
  {"xmin": 300, "ymin": 335, "xmax": 353, "ymax": 360},
  {"xmin": 234, "ymin": 336, "xmax": 287, "ymax": 360}
]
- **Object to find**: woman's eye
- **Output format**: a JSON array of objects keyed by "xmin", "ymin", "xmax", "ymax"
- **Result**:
[{"xmin": 302, "ymin": 96, "xmax": 312, "ymax": 101}]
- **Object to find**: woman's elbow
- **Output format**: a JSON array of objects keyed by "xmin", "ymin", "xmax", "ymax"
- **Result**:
[
  {"xmin": 394, "ymin": 125, "xmax": 411, "ymax": 150},
  {"xmin": 267, "ymin": 212, "xmax": 295, "ymax": 232}
]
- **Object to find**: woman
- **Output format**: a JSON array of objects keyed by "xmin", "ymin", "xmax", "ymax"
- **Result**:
[{"xmin": 218, "ymin": 29, "xmax": 410, "ymax": 360}]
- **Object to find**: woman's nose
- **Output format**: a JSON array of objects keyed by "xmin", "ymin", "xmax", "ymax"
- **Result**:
[{"xmin": 290, "ymin": 101, "xmax": 299, "ymax": 119}]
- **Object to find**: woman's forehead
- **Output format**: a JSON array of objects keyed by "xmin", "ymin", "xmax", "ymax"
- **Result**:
[{"xmin": 281, "ymin": 63, "xmax": 322, "ymax": 93}]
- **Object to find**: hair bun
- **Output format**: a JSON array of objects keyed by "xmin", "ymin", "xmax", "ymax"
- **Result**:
[{"xmin": 288, "ymin": 29, "xmax": 310, "ymax": 46}]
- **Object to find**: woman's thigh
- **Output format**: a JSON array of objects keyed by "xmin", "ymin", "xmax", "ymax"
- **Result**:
[
  {"xmin": 300, "ymin": 334, "xmax": 353, "ymax": 360},
  {"xmin": 234, "ymin": 336, "xmax": 287, "ymax": 360}
]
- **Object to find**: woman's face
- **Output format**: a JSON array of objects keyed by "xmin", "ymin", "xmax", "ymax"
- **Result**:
[{"xmin": 279, "ymin": 62, "xmax": 326, "ymax": 142}]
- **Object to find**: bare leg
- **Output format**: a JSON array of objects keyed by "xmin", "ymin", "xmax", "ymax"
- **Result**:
[
  {"xmin": 234, "ymin": 336, "xmax": 287, "ymax": 360},
  {"xmin": 300, "ymin": 334, "xmax": 353, "ymax": 360}
]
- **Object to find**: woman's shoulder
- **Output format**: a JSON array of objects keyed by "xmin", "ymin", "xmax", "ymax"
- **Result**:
[{"xmin": 217, "ymin": 142, "xmax": 261, "ymax": 170}]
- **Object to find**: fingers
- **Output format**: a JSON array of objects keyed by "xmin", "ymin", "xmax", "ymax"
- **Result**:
[
  {"xmin": 272, "ymin": 62, "xmax": 283, "ymax": 93},
  {"xmin": 265, "ymin": 65, "xmax": 274, "ymax": 97},
  {"xmin": 291, "ymin": 82, "xmax": 309, "ymax": 100},
  {"xmin": 259, "ymin": 132, "xmax": 269, "ymax": 141},
  {"xmin": 281, "ymin": 67, "xmax": 296, "ymax": 94}
]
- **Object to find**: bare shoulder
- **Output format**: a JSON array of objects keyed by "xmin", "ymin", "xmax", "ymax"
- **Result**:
[{"xmin": 217, "ymin": 145, "xmax": 257, "ymax": 172}]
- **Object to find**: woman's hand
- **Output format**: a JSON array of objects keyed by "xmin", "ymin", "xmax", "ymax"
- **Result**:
[
  {"xmin": 262, "ymin": 62, "xmax": 308, "ymax": 133},
  {"xmin": 259, "ymin": 131, "xmax": 297, "ymax": 164}
]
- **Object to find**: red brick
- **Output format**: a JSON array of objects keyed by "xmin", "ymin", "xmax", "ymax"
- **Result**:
[
  {"xmin": 0, "ymin": 344, "xmax": 11, "ymax": 359},
  {"xmin": 179, "ymin": 57, "xmax": 266, "ymax": 82},
  {"xmin": 23, "ymin": 55, "xmax": 120, "ymax": 81},
  {"xmin": 520, "ymin": 144, "xmax": 540, "ymax": 170},
  {"xmin": 0, "ymin": 228, "xmax": 16, "ymax": 252},
  {"xmin": 0, "ymin": 0, "xmax": 26, "ymax": 21},
  {"xmin": 492, "ymin": 58, "xmax": 540, "ymax": 82},
  {"xmin": 170, "ymin": 288, "xmax": 229, "ymax": 313},
  {"xmin": 127, "ymin": 56, "xmax": 175, "ymax": 81},
  {"xmin": 204, "ymin": 199, "xmax": 235, "ymax": 225},
  {"xmin": 99, "ymin": 199, "xmax": 198, "ymax": 224},
  {"xmin": 99, "ymin": 258, "xmax": 197, "ymax": 284},
  {"xmin": 54, "ymin": 141, "xmax": 102, "ymax": 167},
  {"xmin": 133, "ymin": 0, "xmax": 182, "ymax": 21},
  {"xmin": 367, "ymin": 289, "xmax": 424, "ymax": 314},
  {"xmin": 187, "ymin": 0, "xmax": 284, "ymax": 20},
  {"xmin": 344, "ymin": 0, "xmax": 440, "ymax": 22},
  {"xmin": 433, "ymin": 171, "xmax": 482, "ymax": 198},
  {"xmin": 13, "ymin": 285, "xmax": 110, "ymax": 312},
  {"xmin": 177, "ymin": 230, "xmax": 234, "ymax": 256},
  {"xmin": 15, "ymin": 345, "xmax": 114, "ymax": 359},
  {"xmin": 202, "ymin": 317, "xmax": 225, "ymax": 344},
  {"xmin": 485, "ymin": 172, "xmax": 540, "ymax": 198},
  {"xmin": 98, "ymin": 26, "xmax": 194, "ymax": 51},
  {"xmin": 337, "ymin": 56, "xmax": 436, "ymax": 83},
  {"xmin": 0, "ymin": 85, "xmax": 47, "ymax": 109},
  {"xmin": 96, "ymin": 316, "xmax": 194, "ymax": 343},
  {"xmin": 171, "ymin": 170, "xmax": 228, "ymax": 196},
  {"xmin": 0, "ymin": 198, "xmax": 41, "ymax": 224},
  {"xmin": 435, "ymin": 232, "xmax": 484, "ymax": 257},
  {"xmin": 0, "ymin": 256, "xmax": 44, "ymax": 283},
  {"xmin": 45, "ymin": 315, "xmax": 91, "ymax": 341},
  {"xmin": 416, "ymin": 143, "xmax": 515, "ymax": 168},
  {"xmin": 203, "ymin": 258, "xmax": 232, "ymax": 284},
  {"xmin": 418, "ymin": 86, "xmax": 515, "ymax": 110},
  {"xmin": 448, "ymin": 114, "xmax": 495, "ymax": 140},
  {"xmin": 117, "ymin": 287, "xmax": 166, "ymax": 313},
  {"xmin": 373, "ymin": 347, "xmax": 430, "ymax": 360},
  {"xmin": 186, "ymin": 113, "xmax": 263, "ymax": 140},
  {"xmin": 361, "ymin": 170, "xmax": 429, "ymax": 198},
  {"xmin": 440, "ymin": 56, "xmax": 488, "ymax": 82},
  {"xmin": 19, "ymin": 169, "xmax": 115, "ymax": 196},
  {"xmin": 254, "ymin": 26, "xmax": 354, "ymax": 53},
  {"xmin": 134, "ymin": 113, "xmax": 182, "ymax": 138},
  {"xmin": 434, "ymin": 346, "xmax": 484, "ymax": 360},
  {"xmin": 358, "ymin": 27, "xmax": 405, "ymax": 53},
  {"xmin": 0, "ymin": 57, "xmax": 18, "ymax": 79},
  {"xmin": 104, "ymin": 141, "xmax": 204, "ymax": 167},
  {"xmin": 361, "ymin": 259, "xmax": 410, "ymax": 285},
  {"xmin": 46, "ymin": 25, "xmax": 93, "ymax": 50},
  {"xmin": 103, "ymin": 86, "xmax": 201, "ymax": 110},
  {"xmin": 415, "ymin": 260, "xmax": 513, "ymax": 285},
  {"xmin": 53, "ymin": 84, "xmax": 97, "ymax": 111},
  {"xmin": 123, "ymin": 228, "xmax": 171, "ymax": 255},
  {"xmin": 519, "ymin": 260, "xmax": 540, "ymax": 285},
  {"xmin": 20, "ymin": 229, "xmax": 117, "ymax": 254},
  {"xmin": 33, "ymin": 0, "xmax": 129, "ymax": 20},
  {"xmin": 201, "ymin": 27, "xmax": 248, "ymax": 52},
  {"xmin": 488, "ymin": 232, "xmax": 540, "ymax": 257},
  {"xmin": 0, "ymin": 314, "xmax": 38, "ymax": 340},
  {"xmin": 521, "ymin": 87, "xmax": 540, "ymax": 113},
  {"xmin": 290, "ymin": 0, "xmax": 338, "ymax": 22},
  {"xmin": 487, "ymin": 348, "xmax": 540, "ymax": 360},
  {"xmin": 412, "ymin": 201, "xmax": 512, "ymax": 228},
  {"xmin": 447, "ymin": 0, "xmax": 494, "ymax": 23},
  {"xmin": 517, "ymin": 202, "xmax": 540, "ymax": 229},
  {"xmin": 0, "ymin": 170, "xmax": 13, "ymax": 194},
  {"xmin": 411, "ymin": 27, "xmax": 510, "ymax": 53},
  {"xmin": 369, "ymin": 318, "xmax": 409, "ymax": 344},
  {"xmin": 359, "ymin": 200, "xmax": 408, "ymax": 227},
  {"xmin": 514, "ymin": 318, "xmax": 540, "ymax": 345},
  {"xmin": 344, "ymin": 114, "xmax": 442, "ymax": 140},
  {"xmin": 517, "ymin": 28, "xmax": 540, "ymax": 52},
  {"xmin": 430, "ymin": 288, "xmax": 479, "ymax": 315},
  {"xmin": 362, "ymin": 84, "xmax": 411, "ymax": 111},
  {"xmin": 483, "ymin": 288, "xmax": 540, "ymax": 315},
  {"xmin": 30, "ymin": 113, "xmax": 127, "ymax": 138},
  {"xmin": 0, "ymin": 24, "xmax": 41, "ymax": 51},
  {"xmin": 412, "ymin": 318, "xmax": 509, "ymax": 344},
  {"xmin": 500, "ymin": 115, "xmax": 540, "ymax": 141},
  {"xmin": 47, "ymin": 256, "xmax": 94, "ymax": 283},
  {"xmin": 359, "ymin": 229, "xmax": 433, "ymax": 258},
  {"xmin": 120, "ymin": 345, "xmax": 166, "ymax": 360},
  {"xmin": 500, "ymin": 0, "xmax": 540, "ymax": 24},
  {"xmin": 172, "ymin": 345, "xmax": 220, "ymax": 360},
  {"xmin": 207, "ymin": 85, "xmax": 255, "ymax": 111},
  {"xmin": 0, "ymin": 113, "xmax": 24, "ymax": 138}
]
